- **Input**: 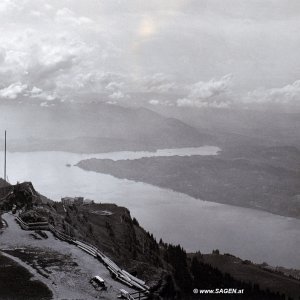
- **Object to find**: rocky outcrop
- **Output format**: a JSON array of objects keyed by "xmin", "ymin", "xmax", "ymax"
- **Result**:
[{"xmin": 0, "ymin": 182, "xmax": 45, "ymax": 211}]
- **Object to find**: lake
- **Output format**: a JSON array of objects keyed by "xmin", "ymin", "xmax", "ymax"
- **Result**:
[{"xmin": 2, "ymin": 147, "xmax": 300, "ymax": 269}]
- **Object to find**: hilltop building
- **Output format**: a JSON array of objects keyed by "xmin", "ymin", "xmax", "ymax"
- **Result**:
[
  {"xmin": 61, "ymin": 196, "xmax": 84, "ymax": 206},
  {"xmin": 74, "ymin": 197, "xmax": 84, "ymax": 205}
]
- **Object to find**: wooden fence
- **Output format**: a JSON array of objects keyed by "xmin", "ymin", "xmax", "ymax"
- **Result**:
[{"xmin": 15, "ymin": 216, "xmax": 150, "ymax": 299}]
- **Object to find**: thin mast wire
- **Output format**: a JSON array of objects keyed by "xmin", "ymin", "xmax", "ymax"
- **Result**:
[{"xmin": 4, "ymin": 130, "xmax": 6, "ymax": 181}]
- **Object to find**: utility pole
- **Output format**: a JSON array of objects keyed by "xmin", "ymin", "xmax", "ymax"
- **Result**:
[{"xmin": 4, "ymin": 130, "xmax": 6, "ymax": 181}]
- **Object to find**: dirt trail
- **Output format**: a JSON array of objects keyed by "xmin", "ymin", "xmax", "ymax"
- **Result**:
[{"xmin": 0, "ymin": 213, "xmax": 134, "ymax": 299}]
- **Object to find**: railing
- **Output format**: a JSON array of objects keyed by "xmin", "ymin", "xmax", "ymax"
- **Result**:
[
  {"xmin": 15, "ymin": 216, "xmax": 150, "ymax": 298},
  {"xmin": 16, "ymin": 217, "xmax": 49, "ymax": 231}
]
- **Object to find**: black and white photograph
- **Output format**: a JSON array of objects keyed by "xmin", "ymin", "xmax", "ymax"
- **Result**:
[{"xmin": 0, "ymin": 1, "xmax": 300, "ymax": 299}]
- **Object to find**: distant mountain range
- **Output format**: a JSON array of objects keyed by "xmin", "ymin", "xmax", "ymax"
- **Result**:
[
  {"xmin": 0, "ymin": 102, "xmax": 213, "ymax": 153},
  {"xmin": 152, "ymin": 106, "xmax": 300, "ymax": 149},
  {"xmin": 2, "ymin": 101, "xmax": 300, "ymax": 154}
]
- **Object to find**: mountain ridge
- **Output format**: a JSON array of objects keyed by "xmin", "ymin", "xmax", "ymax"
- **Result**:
[{"xmin": 0, "ymin": 102, "xmax": 213, "ymax": 152}]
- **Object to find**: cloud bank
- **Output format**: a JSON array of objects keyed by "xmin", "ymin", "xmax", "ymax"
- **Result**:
[
  {"xmin": 0, "ymin": 82, "xmax": 27, "ymax": 99},
  {"xmin": 176, "ymin": 74, "xmax": 232, "ymax": 108},
  {"xmin": 245, "ymin": 80, "xmax": 300, "ymax": 104},
  {"xmin": 0, "ymin": 0, "xmax": 299, "ymax": 109}
]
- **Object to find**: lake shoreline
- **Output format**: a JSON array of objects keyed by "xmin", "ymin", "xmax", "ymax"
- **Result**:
[
  {"xmin": 77, "ymin": 162, "xmax": 300, "ymax": 221},
  {"xmin": 76, "ymin": 155, "xmax": 300, "ymax": 220}
]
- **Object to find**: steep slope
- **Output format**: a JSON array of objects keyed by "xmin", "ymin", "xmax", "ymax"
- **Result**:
[{"xmin": 1, "ymin": 182, "xmax": 298, "ymax": 299}]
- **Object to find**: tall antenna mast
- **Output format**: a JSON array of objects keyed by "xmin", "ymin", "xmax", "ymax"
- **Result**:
[{"xmin": 4, "ymin": 130, "xmax": 6, "ymax": 181}]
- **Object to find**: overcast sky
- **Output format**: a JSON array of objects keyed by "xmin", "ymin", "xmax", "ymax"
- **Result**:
[{"xmin": 0, "ymin": 0, "xmax": 299, "ymax": 108}]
